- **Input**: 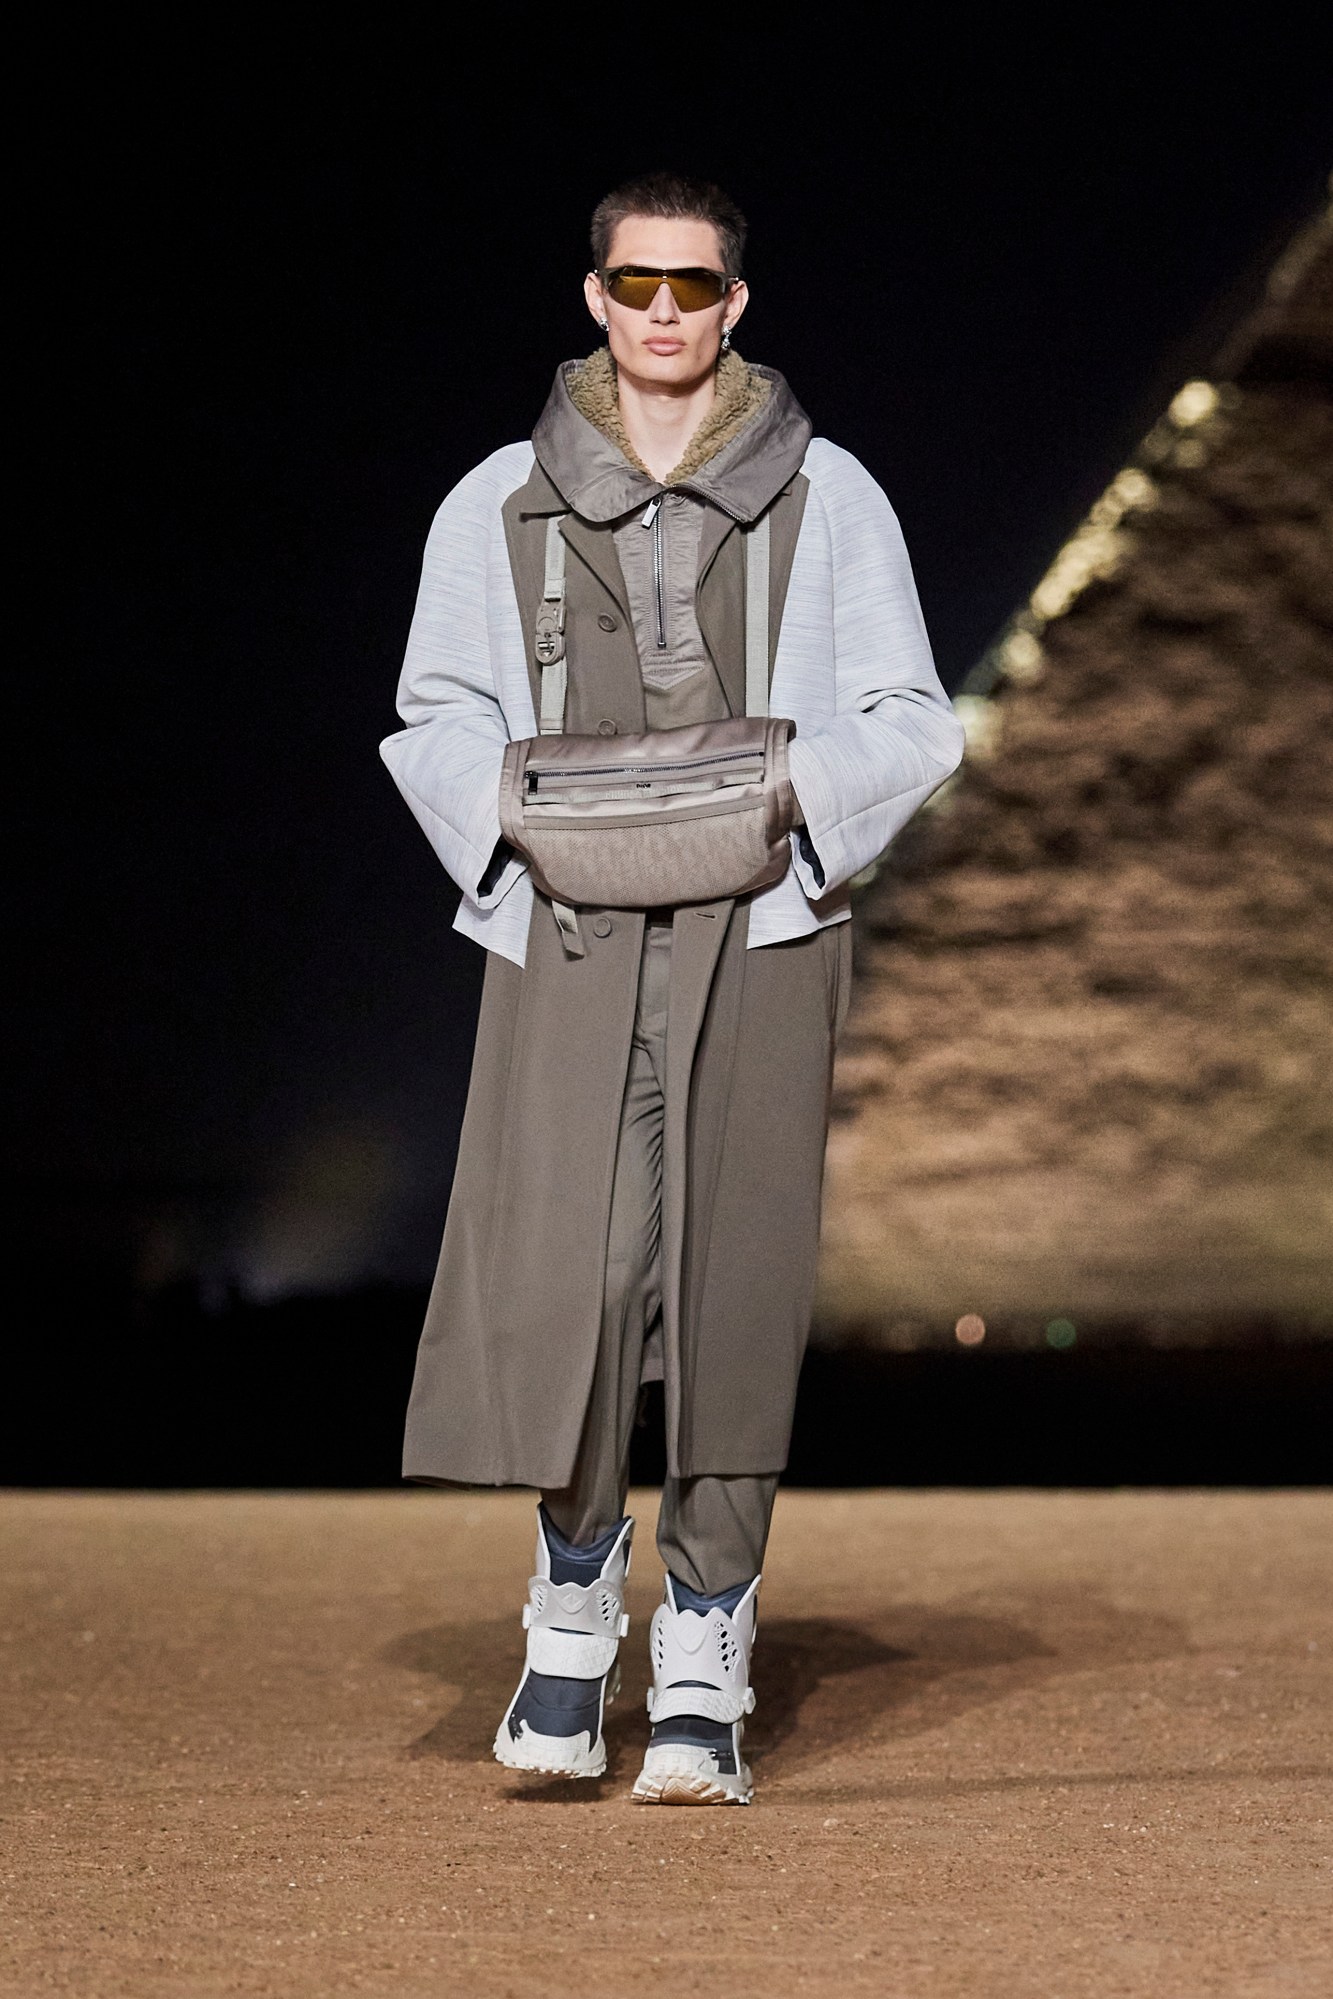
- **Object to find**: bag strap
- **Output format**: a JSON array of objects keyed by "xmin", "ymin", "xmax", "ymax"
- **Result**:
[
  {"xmin": 533, "ymin": 520, "xmax": 583, "ymax": 952},
  {"xmin": 536, "ymin": 517, "xmax": 568, "ymax": 735}
]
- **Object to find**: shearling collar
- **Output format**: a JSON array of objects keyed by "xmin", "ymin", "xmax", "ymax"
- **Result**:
[
  {"xmin": 532, "ymin": 347, "xmax": 812, "ymax": 524},
  {"xmin": 567, "ymin": 348, "xmax": 771, "ymax": 483}
]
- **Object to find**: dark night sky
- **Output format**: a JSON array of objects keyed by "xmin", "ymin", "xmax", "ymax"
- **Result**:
[{"xmin": 14, "ymin": 23, "xmax": 1331, "ymax": 1294}]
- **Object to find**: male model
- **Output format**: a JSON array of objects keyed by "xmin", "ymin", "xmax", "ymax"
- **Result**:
[{"xmin": 382, "ymin": 172, "xmax": 964, "ymax": 1804}]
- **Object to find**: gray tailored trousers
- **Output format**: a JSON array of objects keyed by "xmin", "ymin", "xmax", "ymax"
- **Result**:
[{"xmin": 542, "ymin": 919, "xmax": 777, "ymax": 1594}]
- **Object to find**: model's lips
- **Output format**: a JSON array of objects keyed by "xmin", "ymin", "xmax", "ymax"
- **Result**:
[{"xmin": 644, "ymin": 339, "xmax": 686, "ymax": 354}]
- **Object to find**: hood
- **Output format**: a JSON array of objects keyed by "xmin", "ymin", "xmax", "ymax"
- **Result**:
[{"xmin": 531, "ymin": 347, "xmax": 813, "ymax": 524}]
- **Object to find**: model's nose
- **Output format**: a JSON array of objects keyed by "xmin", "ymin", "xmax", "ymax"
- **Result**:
[{"xmin": 647, "ymin": 281, "xmax": 681, "ymax": 323}]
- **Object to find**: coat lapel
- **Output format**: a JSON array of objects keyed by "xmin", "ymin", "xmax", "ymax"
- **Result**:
[
  {"xmin": 766, "ymin": 475, "xmax": 810, "ymax": 665},
  {"xmin": 695, "ymin": 476, "xmax": 810, "ymax": 720},
  {"xmin": 511, "ymin": 457, "xmax": 566, "ymax": 518},
  {"xmin": 696, "ymin": 509, "xmax": 743, "ymax": 717},
  {"xmin": 560, "ymin": 514, "xmax": 631, "ymax": 623},
  {"xmin": 512, "ymin": 454, "xmax": 633, "ymax": 622}
]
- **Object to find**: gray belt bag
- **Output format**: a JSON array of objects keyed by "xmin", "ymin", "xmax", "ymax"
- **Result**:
[{"xmin": 499, "ymin": 513, "xmax": 796, "ymax": 954}]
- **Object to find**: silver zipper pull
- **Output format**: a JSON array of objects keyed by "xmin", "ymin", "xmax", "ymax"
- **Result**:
[{"xmin": 641, "ymin": 495, "xmax": 662, "ymax": 528}]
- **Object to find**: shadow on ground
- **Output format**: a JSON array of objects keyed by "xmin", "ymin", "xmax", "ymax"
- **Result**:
[{"xmin": 384, "ymin": 1588, "xmax": 1188, "ymax": 1799}]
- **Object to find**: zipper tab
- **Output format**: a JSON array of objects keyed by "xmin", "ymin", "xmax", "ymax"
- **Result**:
[{"xmin": 640, "ymin": 496, "xmax": 662, "ymax": 528}]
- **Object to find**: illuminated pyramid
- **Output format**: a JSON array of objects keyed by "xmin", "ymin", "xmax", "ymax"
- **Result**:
[{"xmin": 818, "ymin": 194, "xmax": 1333, "ymax": 1344}]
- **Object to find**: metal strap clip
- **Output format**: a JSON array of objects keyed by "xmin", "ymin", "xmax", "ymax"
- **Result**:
[{"xmin": 535, "ymin": 514, "xmax": 567, "ymax": 667}]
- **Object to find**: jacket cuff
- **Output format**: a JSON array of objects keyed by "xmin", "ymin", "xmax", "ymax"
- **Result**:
[{"xmin": 786, "ymin": 737, "xmax": 845, "ymax": 895}]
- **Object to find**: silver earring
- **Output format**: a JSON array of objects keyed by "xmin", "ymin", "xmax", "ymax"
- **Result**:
[
  {"xmin": 599, "ymin": 317, "xmax": 608, "ymax": 333},
  {"xmin": 721, "ymin": 326, "xmax": 732, "ymax": 353}
]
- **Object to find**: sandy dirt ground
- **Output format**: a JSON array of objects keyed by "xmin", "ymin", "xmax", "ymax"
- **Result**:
[{"xmin": 2, "ymin": 1490, "xmax": 1330, "ymax": 1998}]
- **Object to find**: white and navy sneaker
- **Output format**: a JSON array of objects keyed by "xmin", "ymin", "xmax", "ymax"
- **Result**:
[
  {"xmin": 632, "ymin": 1573, "xmax": 760, "ymax": 1805},
  {"xmin": 493, "ymin": 1506, "xmax": 633, "ymax": 1779}
]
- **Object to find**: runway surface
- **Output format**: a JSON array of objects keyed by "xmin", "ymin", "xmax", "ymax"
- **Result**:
[{"xmin": 3, "ymin": 1490, "xmax": 1330, "ymax": 1997}]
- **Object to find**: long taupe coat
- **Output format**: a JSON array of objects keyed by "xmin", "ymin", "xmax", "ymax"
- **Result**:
[{"xmin": 388, "ymin": 359, "xmax": 965, "ymax": 1488}]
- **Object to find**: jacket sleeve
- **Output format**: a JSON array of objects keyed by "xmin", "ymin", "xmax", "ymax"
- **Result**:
[
  {"xmin": 785, "ymin": 444, "xmax": 965, "ymax": 900},
  {"xmin": 379, "ymin": 459, "xmax": 527, "ymax": 909}
]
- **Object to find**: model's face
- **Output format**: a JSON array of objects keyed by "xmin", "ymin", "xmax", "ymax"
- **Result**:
[{"xmin": 584, "ymin": 216, "xmax": 748, "ymax": 388}]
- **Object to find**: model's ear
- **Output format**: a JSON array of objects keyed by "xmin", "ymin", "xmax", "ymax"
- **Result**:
[
  {"xmin": 723, "ymin": 279, "xmax": 750, "ymax": 336},
  {"xmin": 584, "ymin": 271, "xmax": 608, "ymax": 328}
]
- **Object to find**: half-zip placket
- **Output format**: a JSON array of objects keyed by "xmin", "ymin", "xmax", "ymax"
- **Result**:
[{"xmin": 641, "ymin": 495, "xmax": 666, "ymax": 650}]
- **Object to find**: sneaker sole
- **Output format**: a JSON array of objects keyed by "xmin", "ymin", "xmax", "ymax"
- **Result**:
[
  {"xmin": 495, "ymin": 1753, "xmax": 607, "ymax": 1778},
  {"xmin": 492, "ymin": 1724, "xmax": 607, "ymax": 1779},
  {"xmin": 631, "ymin": 1772, "xmax": 751, "ymax": 1806}
]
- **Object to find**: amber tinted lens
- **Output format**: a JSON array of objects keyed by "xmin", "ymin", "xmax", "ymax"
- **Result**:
[
  {"xmin": 603, "ymin": 267, "xmax": 729, "ymax": 313},
  {"xmin": 665, "ymin": 269, "xmax": 729, "ymax": 311},
  {"xmin": 603, "ymin": 271, "xmax": 662, "ymax": 310}
]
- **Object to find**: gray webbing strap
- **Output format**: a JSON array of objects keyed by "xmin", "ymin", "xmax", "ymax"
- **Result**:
[
  {"xmin": 534, "ymin": 519, "xmax": 582, "ymax": 953},
  {"xmin": 744, "ymin": 512, "xmax": 770, "ymax": 718},
  {"xmin": 536, "ymin": 518, "xmax": 568, "ymax": 736}
]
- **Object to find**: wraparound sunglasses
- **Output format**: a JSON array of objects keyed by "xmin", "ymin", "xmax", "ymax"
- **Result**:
[{"xmin": 599, "ymin": 265, "xmax": 735, "ymax": 313}]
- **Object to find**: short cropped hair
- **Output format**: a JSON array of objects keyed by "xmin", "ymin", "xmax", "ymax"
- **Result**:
[{"xmin": 590, "ymin": 171, "xmax": 747, "ymax": 279}]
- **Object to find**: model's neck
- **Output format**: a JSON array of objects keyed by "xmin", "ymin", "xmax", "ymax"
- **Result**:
[{"xmin": 616, "ymin": 365, "xmax": 717, "ymax": 484}]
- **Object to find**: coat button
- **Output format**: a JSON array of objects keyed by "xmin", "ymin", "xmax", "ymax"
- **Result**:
[
  {"xmin": 592, "ymin": 915, "xmax": 613, "ymax": 938},
  {"xmin": 597, "ymin": 718, "xmax": 617, "ymax": 736},
  {"xmin": 597, "ymin": 613, "xmax": 618, "ymax": 631}
]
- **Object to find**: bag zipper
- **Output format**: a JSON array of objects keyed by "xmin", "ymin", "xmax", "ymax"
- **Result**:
[
  {"xmin": 641, "ymin": 496, "xmax": 666, "ymax": 650},
  {"xmin": 533, "ymin": 748, "xmax": 760, "ymax": 778},
  {"xmin": 527, "ymin": 746, "xmax": 762, "ymax": 792}
]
